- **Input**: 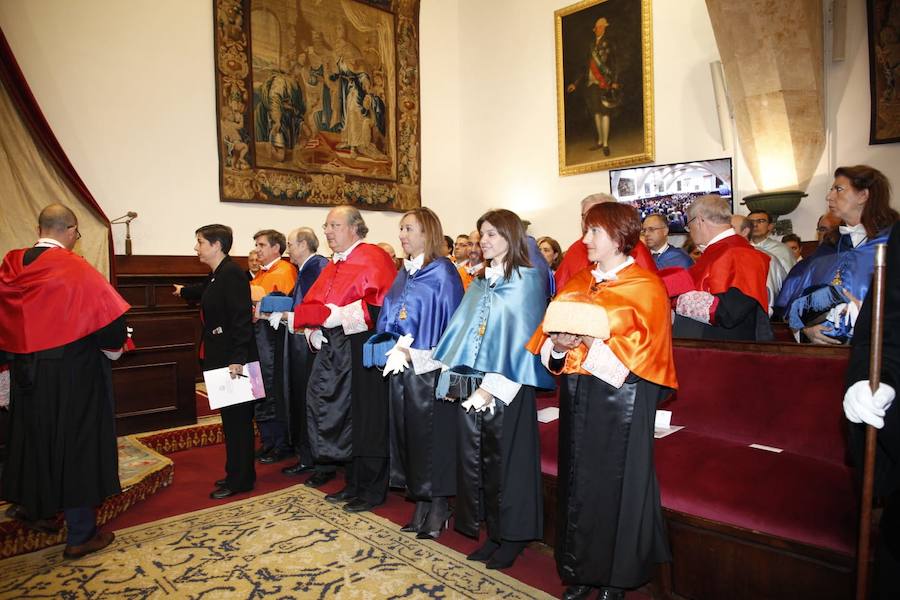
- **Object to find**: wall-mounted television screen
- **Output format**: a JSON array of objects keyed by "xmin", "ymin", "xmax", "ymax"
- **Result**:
[{"xmin": 609, "ymin": 158, "xmax": 733, "ymax": 234}]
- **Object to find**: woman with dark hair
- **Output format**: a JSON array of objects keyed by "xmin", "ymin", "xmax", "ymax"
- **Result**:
[
  {"xmin": 174, "ymin": 224, "xmax": 257, "ymax": 498},
  {"xmin": 367, "ymin": 208, "xmax": 464, "ymax": 539},
  {"xmin": 528, "ymin": 203, "xmax": 677, "ymax": 600},
  {"xmin": 432, "ymin": 208, "xmax": 556, "ymax": 570},
  {"xmin": 776, "ymin": 165, "xmax": 899, "ymax": 344},
  {"xmin": 537, "ymin": 236, "xmax": 564, "ymax": 272}
]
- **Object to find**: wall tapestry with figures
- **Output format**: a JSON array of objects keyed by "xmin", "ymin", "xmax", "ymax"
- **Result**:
[{"xmin": 214, "ymin": 0, "xmax": 421, "ymax": 211}]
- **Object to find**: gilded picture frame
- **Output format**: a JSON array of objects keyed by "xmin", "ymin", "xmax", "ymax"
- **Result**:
[
  {"xmin": 213, "ymin": 0, "xmax": 421, "ymax": 212},
  {"xmin": 555, "ymin": 0, "xmax": 654, "ymax": 176}
]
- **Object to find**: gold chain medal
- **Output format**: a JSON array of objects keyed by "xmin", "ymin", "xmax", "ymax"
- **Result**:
[
  {"xmin": 478, "ymin": 320, "xmax": 487, "ymax": 336},
  {"xmin": 398, "ymin": 304, "xmax": 408, "ymax": 320}
]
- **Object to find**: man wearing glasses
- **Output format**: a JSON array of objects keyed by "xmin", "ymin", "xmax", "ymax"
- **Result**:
[
  {"xmin": 747, "ymin": 210, "xmax": 796, "ymax": 274},
  {"xmin": 661, "ymin": 196, "xmax": 772, "ymax": 341},
  {"xmin": 0, "ymin": 204, "xmax": 129, "ymax": 558},
  {"xmin": 641, "ymin": 214, "xmax": 693, "ymax": 268}
]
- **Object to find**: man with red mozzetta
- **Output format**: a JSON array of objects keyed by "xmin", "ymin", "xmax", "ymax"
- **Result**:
[
  {"xmin": 660, "ymin": 195, "xmax": 773, "ymax": 341},
  {"xmin": 291, "ymin": 205, "xmax": 396, "ymax": 512},
  {"xmin": 0, "ymin": 204, "xmax": 130, "ymax": 559},
  {"xmin": 554, "ymin": 193, "xmax": 657, "ymax": 291}
]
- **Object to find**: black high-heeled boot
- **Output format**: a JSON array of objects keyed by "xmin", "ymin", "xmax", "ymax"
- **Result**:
[
  {"xmin": 400, "ymin": 501, "xmax": 430, "ymax": 533},
  {"xmin": 485, "ymin": 539, "xmax": 527, "ymax": 570},
  {"xmin": 466, "ymin": 539, "xmax": 500, "ymax": 561},
  {"xmin": 415, "ymin": 497, "xmax": 451, "ymax": 540}
]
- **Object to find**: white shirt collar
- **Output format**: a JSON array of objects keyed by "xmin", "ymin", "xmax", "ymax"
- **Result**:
[
  {"xmin": 591, "ymin": 256, "xmax": 634, "ymax": 283},
  {"xmin": 404, "ymin": 253, "xmax": 424, "ymax": 274},
  {"xmin": 297, "ymin": 253, "xmax": 317, "ymax": 272},
  {"xmin": 466, "ymin": 262, "xmax": 485, "ymax": 276},
  {"xmin": 700, "ymin": 228, "xmax": 736, "ymax": 251},
  {"xmin": 485, "ymin": 263, "xmax": 504, "ymax": 284},
  {"xmin": 260, "ymin": 257, "xmax": 281, "ymax": 271},
  {"xmin": 35, "ymin": 238, "xmax": 66, "ymax": 249},
  {"xmin": 333, "ymin": 239, "xmax": 363, "ymax": 263},
  {"xmin": 839, "ymin": 223, "xmax": 867, "ymax": 247},
  {"xmin": 651, "ymin": 243, "xmax": 670, "ymax": 256}
]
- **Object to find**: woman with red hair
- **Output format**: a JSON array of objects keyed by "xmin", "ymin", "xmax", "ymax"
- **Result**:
[{"xmin": 529, "ymin": 202, "xmax": 678, "ymax": 600}]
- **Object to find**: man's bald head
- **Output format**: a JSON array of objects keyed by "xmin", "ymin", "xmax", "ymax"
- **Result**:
[
  {"xmin": 581, "ymin": 193, "xmax": 615, "ymax": 233},
  {"xmin": 731, "ymin": 214, "xmax": 751, "ymax": 239},
  {"xmin": 38, "ymin": 204, "xmax": 79, "ymax": 249}
]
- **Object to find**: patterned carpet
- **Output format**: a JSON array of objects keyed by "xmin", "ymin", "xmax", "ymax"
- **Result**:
[{"xmin": 0, "ymin": 485, "xmax": 553, "ymax": 599}]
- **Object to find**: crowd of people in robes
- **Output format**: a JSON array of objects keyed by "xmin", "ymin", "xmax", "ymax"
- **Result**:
[{"xmin": 1, "ymin": 162, "xmax": 898, "ymax": 599}]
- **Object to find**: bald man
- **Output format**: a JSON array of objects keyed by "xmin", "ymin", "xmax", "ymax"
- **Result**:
[
  {"xmin": 0, "ymin": 204, "xmax": 130, "ymax": 558},
  {"xmin": 554, "ymin": 193, "xmax": 657, "ymax": 289}
]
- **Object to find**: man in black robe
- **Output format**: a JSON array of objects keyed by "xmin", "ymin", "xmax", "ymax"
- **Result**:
[{"xmin": 0, "ymin": 204, "xmax": 129, "ymax": 559}]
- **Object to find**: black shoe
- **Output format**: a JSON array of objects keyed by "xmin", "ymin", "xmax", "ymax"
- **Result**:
[
  {"xmin": 281, "ymin": 462, "xmax": 313, "ymax": 476},
  {"xmin": 563, "ymin": 585, "xmax": 596, "ymax": 600},
  {"xmin": 589, "ymin": 143, "xmax": 603, "ymax": 151},
  {"xmin": 603, "ymin": 145, "xmax": 611, "ymax": 156},
  {"xmin": 210, "ymin": 486, "xmax": 248, "ymax": 500},
  {"xmin": 304, "ymin": 470, "xmax": 335, "ymax": 488},
  {"xmin": 597, "ymin": 587, "xmax": 624, "ymax": 600},
  {"xmin": 215, "ymin": 478, "xmax": 227, "ymax": 487},
  {"xmin": 486, "ymin": 540, "xmax": 527, "ymax": 570},
  {"xmin": 466, "ymin": 539, "xmax": 500, "ymax": 562},
  {"xmin": 400, "ymin": 501, "xmax": 430, "ymax": 533},
  {"xmin": 343, "ymin": 498, "xmax": 378, "ymax": 513},
  {"xmin": 255, "ymin": 445, "xmax": 273, "ymax": 459},
  {"xmin": 415, "ymin": 497, "xmax": 451, "ymax": 540},
  {"xmin": 258, "ymin": 448, "xmax": 292, "ymax": 464},
  {"xmin": 325, "ymin": 488, "xmax": 356, "ymax": 504}
]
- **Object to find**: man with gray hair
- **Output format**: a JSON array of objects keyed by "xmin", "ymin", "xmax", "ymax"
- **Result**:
[
  {"xmin": 279, "ymin": 227, "xmax": 329, "ymax": 477},
  {"xmin": 660, "ymin": 195, "xmax": 772, "ymax": 340},
  {"xmin": 554, "ymin": 193, "xmax": 657, "ymax": 289},
  {"xmin": 291, "ymin": 206, "xmax": 397, "ymax": 512}
]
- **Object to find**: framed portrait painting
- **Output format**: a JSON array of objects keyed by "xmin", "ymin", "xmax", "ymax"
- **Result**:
[
  {"xmin": 213, "ymin": 0, "xmax": 421, "ymax": 211},
  {"xmin": 867, "ymin": 0, "xmax": 900, "ymax": 144},
  {"xmin": 555, "ymin": 0, "xmax": 654, "ymax": 176}
]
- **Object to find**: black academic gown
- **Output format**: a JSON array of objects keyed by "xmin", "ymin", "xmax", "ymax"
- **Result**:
[
  {"xmin": 672, "ymin": 287, "xmax": 773, "ymax": 341},
  {"xmin": 555, "ymin": 371, "xmax": 672, "ymax": 589},
  {"xmin": 2, "ymin": 248, "xmax": 125, "ymax": 519}
]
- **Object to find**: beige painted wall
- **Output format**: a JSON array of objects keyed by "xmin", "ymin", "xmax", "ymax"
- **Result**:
[{"xmin": 1, "ymin": 0, "xmax": 897, "ymax": 256}]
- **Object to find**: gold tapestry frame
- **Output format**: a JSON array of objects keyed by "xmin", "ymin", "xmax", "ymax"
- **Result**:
[
  {"xmin": 213, "ymin": 0, "xmax": 421, "ymax": 212},
  {"xmin": 555, "ymin": 0, "xmax": 654, "ymax": 176}
]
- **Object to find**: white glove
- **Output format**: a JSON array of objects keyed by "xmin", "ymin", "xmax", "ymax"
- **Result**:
[
  {"xmin": 382, "ymin": 334, "xmax": 414, "ymax": 377},
  {"xmin": 305, "ymin": 328, "xmax": 327, "ymax": 351},
  {"xmin": 284, "ymin": 312, "xmax": 295, "ymax": 333},
  {"xmin": 266, "ymin": 311, "xmax": 283, "ymax": 330},
  {"xmin": 461, "ymin": 388, "xmax": 495, "ymax": 415},
  {"xmin": 844, "ymin": 380, "xmax": 896, "ymax": 429},
  {"xmin": 323, "ymin": 303, "xmax": 342, "ymax": 328}
]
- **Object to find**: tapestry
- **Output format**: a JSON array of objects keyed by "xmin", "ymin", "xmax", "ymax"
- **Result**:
[
  {"xmin": 868, "ymin": 0, "xmax": 900, "ymax": 143},
  {"xmin": 0, "ymin": 486, "xmax": 551, "ymax": 599},
  {"xmin": 214, "ymin": 0, "xmax": 422, "ymax": 211}
]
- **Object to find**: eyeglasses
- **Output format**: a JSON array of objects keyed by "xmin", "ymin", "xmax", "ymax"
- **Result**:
[
  {"xmin": 640, "ymin": 226, "xmax": 665, "ymax": 234},
  {"xmin": 686, "ymin": 216, "xmax": 699, "ymax": 228},
  {"xmin": 816, "ymin": 226, "xmax": 831, "ymax": 233},
  {"xmin": 67, "ymin": 225, "xmax": 81, "ymax": 240},
  {"xmin": 322, "ymin": 222, "xmax": 345, "ymax": 231},
  {"xmin": 748, "ymin": 218, "xmax": 769, "ymax": 225}
]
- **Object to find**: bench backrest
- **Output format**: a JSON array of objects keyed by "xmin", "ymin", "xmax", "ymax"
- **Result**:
[{"xmin": 662, "ymin": 341, "xmax": 851, "ymax": 465}]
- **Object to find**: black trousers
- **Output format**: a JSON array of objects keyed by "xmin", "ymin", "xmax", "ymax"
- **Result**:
[
  {"xmin": 343, "ymin": 456, "xmax": 388, "ymax": 505},
  {"xmin": 221, "ymin": 400, "xmax": 256, "ymax": 491}
]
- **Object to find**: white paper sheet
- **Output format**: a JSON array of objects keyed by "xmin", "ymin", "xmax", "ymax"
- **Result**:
[{"xmin": 202, "ymin": 361, "xmax": 266, "ymax": 409}]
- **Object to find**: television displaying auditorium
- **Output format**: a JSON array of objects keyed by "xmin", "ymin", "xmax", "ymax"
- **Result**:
[{"xmin": 609, "ymin": 158, "xmax": 733, "ymax": 234}]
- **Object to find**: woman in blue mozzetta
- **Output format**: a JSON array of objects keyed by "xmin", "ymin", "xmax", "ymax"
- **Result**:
[
  {"xmin": 432, "ymin": 208, "xmax": 555, "ymax": 570},
  {"xmin": 776, "ymin": 165, "xmax": 899, "ymax": 344},
  {"xmin": 367, "ymin": 207, "xmax": 464, "ymax": 540}
]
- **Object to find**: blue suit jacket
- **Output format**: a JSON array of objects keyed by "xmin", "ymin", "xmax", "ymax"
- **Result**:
[
  {"xmin": 292, "ymin": 254, "xmax": 329, "ymax": 305},
  {"xmin": 653, "ymin": 245, "xmax": 693, "ymax": 269}
]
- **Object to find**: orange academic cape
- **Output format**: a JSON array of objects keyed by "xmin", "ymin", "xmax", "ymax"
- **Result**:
[
  {"xmin": 527, "ymin": 263, "xmax": 678, "ymax": 390},
  {"xmin": 555, "ymin": 238, "xmax": 657, "ymax": 291},
  {"xmin": 251, "ymin": 258, "xmax": 298, "ymax": 294},
  {"xmin": 661, "ymin": 234, "xmax": 769, "ymax": 312}
]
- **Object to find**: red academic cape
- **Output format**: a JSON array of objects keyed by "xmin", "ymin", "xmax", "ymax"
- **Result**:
[
  {"xmin": 292, "ymin": 243, "xmax": 397, "ymax": 329},
  {"xmin": 528, "ymin": 264, "xmax": 678, "ymax": 390},
  {"xmin": 555, "ymin": 238, "xmax": 657, "ymax": 291},
  {"xmin": 661, "ymin": 234, "xmax": 769, "ymax": 311},
  {"xmin": 0, "ymin": 247, "xmax": 130, "ymax": 354}
]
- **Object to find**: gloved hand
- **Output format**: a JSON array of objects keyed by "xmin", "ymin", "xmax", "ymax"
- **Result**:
[
  {"xmin": 844, "ymin": 380, "xmax": 896, "ymax": 429},
  {"xmin": 461, "ymin": 388, "xmax": 495, "ymax": 415},
  {"xmin": 266, "ymin": 311, "xmax": 283, "ymax": 330},
  {"xmin": 305, "ymin": 328, "xmax": 328, "ymax": 351},
  {"xmin": 323, "ymin": 304, "xmax": 342, "ymax": 328},
  {"xmin": 382, "ymin": 334, "xmax": 414, "ymax": 377}
]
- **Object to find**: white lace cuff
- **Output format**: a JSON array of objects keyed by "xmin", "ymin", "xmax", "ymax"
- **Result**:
[
  {"xmin": 410, "ymin": 347, "xmax": 443, "ymax": 375},
  {"xmin": 675, "ymin": 290, "xmax": 715, "ymax": 324},
  {"xmin": 481, "ymin": 372, "xmax": 522, "ymax": 405},
  {"xmin": 0, "ymin": 367, "xmax": 10, "ymax": 409},
  {"xmin": 582, "ymin": 340, "xmax": 629, "ymax": 388},
  {"xmin": 340, "ymin": 299, "xmax": 369, "ymax": 335}
]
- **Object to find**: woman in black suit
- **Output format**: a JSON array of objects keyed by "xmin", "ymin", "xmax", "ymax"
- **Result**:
[{"xmin": 175, "ymin": 224, "xmax": 257, "ymax": 499}]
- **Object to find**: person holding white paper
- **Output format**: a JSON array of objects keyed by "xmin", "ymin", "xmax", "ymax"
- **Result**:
[
  {"xmin": 527, "ymin": 202, "xmax": 677, "ymax": 600},
  {"xmin": 175, "ymin": 224, "xmax": 257, "ymax": 499}
]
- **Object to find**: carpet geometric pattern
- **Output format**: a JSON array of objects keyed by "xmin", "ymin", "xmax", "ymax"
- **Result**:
[{"xmin": 0, "ymin": 485, "xmax": 553, "ymax": 599}]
